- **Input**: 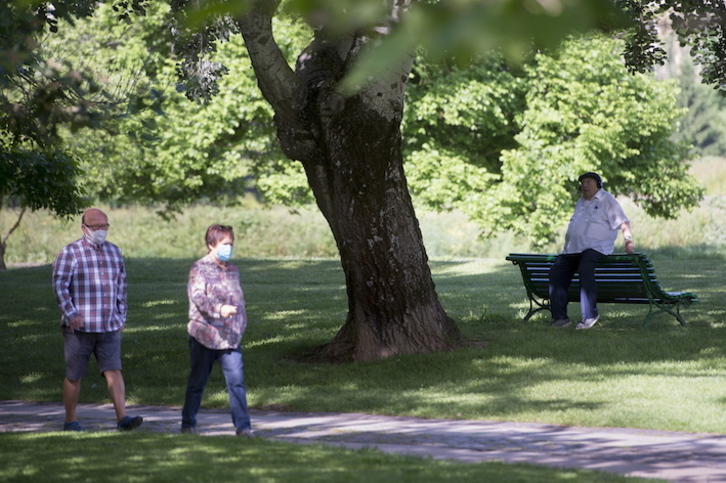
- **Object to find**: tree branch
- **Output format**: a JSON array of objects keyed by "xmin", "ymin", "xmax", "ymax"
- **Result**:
[
  {"xmin": 1, "ymin": 206, "xmax": 27, "ymax": 247},
  {"xmin": 235, "ymin": 7, "xmax": 305, "ymax": 126}
]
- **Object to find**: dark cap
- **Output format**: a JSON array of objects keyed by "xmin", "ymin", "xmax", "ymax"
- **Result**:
[{"xmin": 578, "ymin": 172, "xmax": 602, "ymax": 188}]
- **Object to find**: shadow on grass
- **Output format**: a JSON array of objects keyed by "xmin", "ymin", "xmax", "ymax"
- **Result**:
[
  {"xmin": 1, "ymin": 254, "xmax": 724, "ymax": 431},
  {"xmin": 0, "ymin": 432, "xmax": 634, "ymax": 483}
]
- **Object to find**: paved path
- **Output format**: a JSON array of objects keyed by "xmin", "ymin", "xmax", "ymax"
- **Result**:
[{"xmin": 2, "ymin": 400, "xmax": 726, "ymax": 482}]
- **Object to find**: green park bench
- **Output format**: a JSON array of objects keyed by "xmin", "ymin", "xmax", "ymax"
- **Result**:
[{"xmin": 505, "ymin": 252, "xmax": 699, "ymax": 327}]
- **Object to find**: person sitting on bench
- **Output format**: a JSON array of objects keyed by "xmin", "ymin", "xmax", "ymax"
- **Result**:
[{"xmin": 550, "ymin": 172, "xmax": 635, "ymax": 329}]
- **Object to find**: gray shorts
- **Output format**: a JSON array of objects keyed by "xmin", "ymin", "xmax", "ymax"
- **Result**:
[{"xmin": 62, "ymin": 327, "xmax": 122, "ymax": 380}]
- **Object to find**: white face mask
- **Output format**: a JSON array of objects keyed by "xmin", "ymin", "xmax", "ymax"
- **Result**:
[
  {"xmin": 215, "ymin": 243, "xmax": 233, "ymax": 262},
  {"xmin": 86, "ymin": 229, "xmax": 108, "ymax": 246}
]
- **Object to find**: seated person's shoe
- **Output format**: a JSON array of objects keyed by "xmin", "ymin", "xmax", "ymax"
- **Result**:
[
  {"xmin": 552, "ymin": 318, "xmax": 571, "ymax": 328},
  {"xmin": 576, "ymin": 315, "xmax": 600, "ymax": 330}
]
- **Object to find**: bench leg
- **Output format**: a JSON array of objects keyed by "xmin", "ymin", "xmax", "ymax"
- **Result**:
[
  {"xmin": 523, "ymin": 307, "xmax": 550, "ymax": 321},
  {"xmin": 674, "ymin": 305, "xmax": 688, "ymax": 327},
  {"xmin": 642, "ymin": 302, "xmax": 688, "ymax": 328},
  {"xmin": 522, "ymin": 295, "xmax": 551, "ymax": 322}
]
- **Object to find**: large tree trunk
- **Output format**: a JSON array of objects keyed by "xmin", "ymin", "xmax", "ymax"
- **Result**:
[
  {"xmin": 304, "ymin": 95, "xmax": 463, "ymax": 362},
  {"xmin": 238, "ymin": 4, "xmax": 465, "ymax": 362}
]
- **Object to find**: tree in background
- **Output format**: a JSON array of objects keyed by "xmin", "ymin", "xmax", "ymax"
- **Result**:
[
  {"xmin": 402, "ymin": 35, "xmax": 703, "ymax": 247},
  {"xmin": 483, "ymin": 35, "xmax": 702, "ymax": 246},
  {"xmin": 43, "ymin": 3, "xmax": 309, "ymax": 214},
  {"xmin": 0, "ymin": 1, "xmax": 92, "ymax": 269},
  {"xmin": 0, "ymin": 0, "xmax": 161, "ymax": 269},
  {"xmin": 615, "ymin": 0, "xmax": 726, "ymax": 92},
  {"xmin": 402, "ymin": 52, "xmax": 525, "ymax": 213},
  {"xmin": 671, "ymin": 59, "xmax": 726, "ymax": 159},
  {"xmin": 0, "ymin": 151, "xmax": 87, "ymax": 270},
  {"xmin": 652, "ymin": 17, "xmax": 726, "ymax": 159}
]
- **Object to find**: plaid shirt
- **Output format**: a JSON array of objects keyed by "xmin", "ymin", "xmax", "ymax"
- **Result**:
[
  {"xmin": 52, "ymin": 235, "xmax": 128, "ymax": 333},
  {"xmin": 187, "ymin": 254, "xmax": 247, "ymax": 350}
]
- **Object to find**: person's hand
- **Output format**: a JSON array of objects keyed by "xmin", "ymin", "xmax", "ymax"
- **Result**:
[
  {"xmin": 68, "ymin": 314, "xmax": 84, "ymax": 332},
  {"xmin": 220, "ymin": 304, "xmax": 238, "ymax": 318},
  {"xmin": 625, "ymin": 239, "xmax": 635, "ymax": 254}
]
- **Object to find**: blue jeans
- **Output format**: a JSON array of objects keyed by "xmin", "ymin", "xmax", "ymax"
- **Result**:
[
  {"xmin": 548, "ymin": 249, "xmax": 605, "ymax": 321},
  {"xmin": 181, "ymin": 337, "xmax": 251, "ymax": 432}
]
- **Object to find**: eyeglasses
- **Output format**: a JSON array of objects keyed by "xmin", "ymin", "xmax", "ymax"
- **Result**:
[{"xmin": 84, "ymin": 223, "xmax": 110, "ymax": 230}]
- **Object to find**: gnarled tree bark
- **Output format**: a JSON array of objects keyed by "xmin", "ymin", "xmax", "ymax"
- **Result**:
[{"xmin": 237, "ymin": 3, "xmax": 464, "ymax": 362}]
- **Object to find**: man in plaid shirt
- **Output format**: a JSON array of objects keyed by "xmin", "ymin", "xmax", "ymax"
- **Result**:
[{"xmin": 52, "ymin": 208, "xmax": 143, "ymax": 431}]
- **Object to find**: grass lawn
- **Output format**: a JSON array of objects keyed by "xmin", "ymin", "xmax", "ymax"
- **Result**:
[
  {"xmin": 1, "ymin": 256, "xmax": 723, "ymax": 430},
  {"xmin": 0, "ymin": 256, "xmax": 721, "ymax": 482}
]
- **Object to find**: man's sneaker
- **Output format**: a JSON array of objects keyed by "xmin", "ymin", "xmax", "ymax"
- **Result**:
[
  {"xmin": 552, "ymin": 318, "xmax": 571, "ymax": 328},
  {"xmin": 117, "ymin": 415, "xmax": 143, "ymax": 431},
  {"xmin": 63, "ymin": 421, "xmax": 84, "ymax": 432},
  {"xmin": 181, "ymin": 426, "xmax": 197, "ymax": 434},
  {"xmin": 576, "ymin": 315, "xmax": 600, "ymax": 330}
]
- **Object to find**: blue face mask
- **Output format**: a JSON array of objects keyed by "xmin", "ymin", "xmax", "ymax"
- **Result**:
[{"xmin": 216, "ymin": 243, "xmax": 233, "ymax": 262}]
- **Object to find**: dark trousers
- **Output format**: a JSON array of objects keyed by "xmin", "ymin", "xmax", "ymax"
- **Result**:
[{"xmin": 548, "ymin": 249, "xmax": 604, "ymax": 321}]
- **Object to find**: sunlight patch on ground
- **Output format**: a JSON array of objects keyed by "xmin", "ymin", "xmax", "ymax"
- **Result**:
[
  {"xmin": 20, "ymin": 373, "xmax": 44, "ymax": 384},
  {"xmin": 142, "ymin": 300, "xmax": 176, "ymax": 307}
]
